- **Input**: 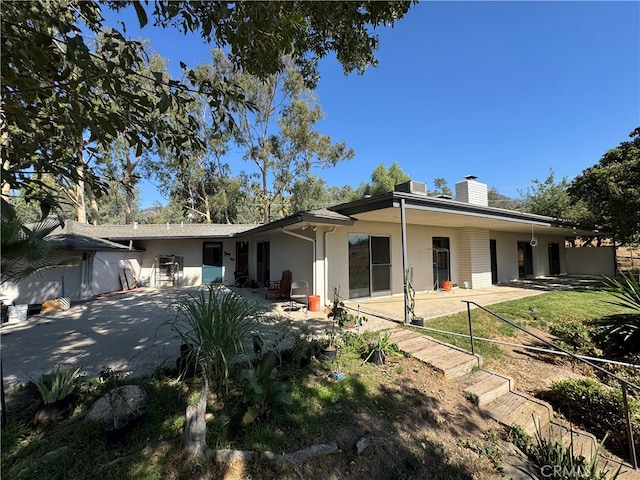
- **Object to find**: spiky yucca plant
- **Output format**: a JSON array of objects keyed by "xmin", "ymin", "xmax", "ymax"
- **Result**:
[
  {"xmin": 169, "ymin": 285, "xmax": 262, "ymax": 397},
  {"xmin": 595, "ymin": 272, "xmax": 640, "ymax": 354}
]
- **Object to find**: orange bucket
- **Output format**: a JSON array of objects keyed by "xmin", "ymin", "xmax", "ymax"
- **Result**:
[
  {"xmin": 441, "ymin": 280, "xmax": 452, "ymax": 292},
  {"xmin": 308, "ymin": 295, "xmax": 321, "ymax": 312}
]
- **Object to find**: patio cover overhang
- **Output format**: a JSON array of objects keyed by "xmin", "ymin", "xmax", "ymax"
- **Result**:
[
  {"xmin": 331, "ymin": 191, "xmax": 605, "ymax": 323},
  {"xmin": 331, "ymin": 191, "xmax": 603, "ymax": 238}
]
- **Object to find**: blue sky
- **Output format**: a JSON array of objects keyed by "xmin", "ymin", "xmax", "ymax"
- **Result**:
[{"xmin": 103, "ymin": 2, "xmax": 639, "ymax": 208}]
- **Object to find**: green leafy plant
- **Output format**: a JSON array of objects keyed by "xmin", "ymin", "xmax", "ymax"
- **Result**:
[
  {"xmin": 515, "ymin": 420, "xmax": 622, "ymax": 480},
  {"xmin": 328, "ymin": 291, "xmax": 349, "ymax": 328},
  {"xmin": 549, "ymin": 322, "xmax": 602, "ymax": 357},
  {"xmin": 239, "ymin": 352, "xmax": 293, "ymax": 425},
  {"xmin": 34, "ymin": 366, "xmax": 80, "ymax": 404},
  {"xmin": 594, "ymin": 273, "xmax": 640, "ymax": 354},
  {"xmin": 167, "ymin": 285, "xmax": 262, "ymax": 396},
  {"xmin": 605, "ymin": 272, "xmax": 640, "ymax": 312},
  {"xmin": 363, "ymin": 331, "xmax": 401, "ymax": 364},
  {"xmin": 539, "ymin": 378, "xmax": 640, "ymax": 456}
]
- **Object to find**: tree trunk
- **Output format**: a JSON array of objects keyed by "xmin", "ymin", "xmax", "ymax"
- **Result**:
[
  {"xmin": 183, "ymin": 376, "xmax": 210, "ymax": 459},
  {"xmin": 203, "ymin": 196, "xmax": 211, "ymax": 224},
  {"xmin": 76, "ymin": 158, "xmax": 87, "ymax": 224},
  {"xmin": 85, "ymin": 184, "xmax": 99, "ymax": 225},
  {"xmin": 1, "ymin": 159, "xmax": 11, "ymax": 201}
]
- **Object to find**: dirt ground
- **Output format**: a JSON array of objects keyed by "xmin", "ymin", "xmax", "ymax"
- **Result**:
[
  {"xmin": 212, "ymin": 336, "xmax": 639, "ymax": 480},
  {"xmin": 211, "ymin": 355, "xmax": 522, "ymax": 480}
]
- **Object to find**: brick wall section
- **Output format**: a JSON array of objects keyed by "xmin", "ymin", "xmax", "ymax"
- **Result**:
[
  {"xmin": 458, "ymin": 227, "xmax": 492, "ymax": 289},
  {"xmin": 455, "ymin": 179, "xmax": 488, "ymax": 206}
]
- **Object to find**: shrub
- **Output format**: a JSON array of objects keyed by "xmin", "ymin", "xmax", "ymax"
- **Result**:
[
  {"xmin": 512, "ymin": 422, "xmax": 622, "ymax": 480},
  {"xmin": 550, "ymin": 322, "xmax": 602, "ymax": 357},
  {"xmin": 239, "ymin": 351, "xmax": 292, "ymax": 425},
  {"xmin": 539, "ymin": 378, "xmax": 640, "ymax": 456},
  {"xmin": 168, "ymin": 285, "xmax": 262, "ymax": 396}
]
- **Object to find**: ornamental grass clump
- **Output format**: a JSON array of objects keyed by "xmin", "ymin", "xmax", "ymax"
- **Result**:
[{"xmin": 168, "ymin": 285, "xmax": 263, "ymax": 397}]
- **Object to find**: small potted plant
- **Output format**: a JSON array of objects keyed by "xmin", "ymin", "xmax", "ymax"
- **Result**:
[
  {"xmin": 364, "ymin": 332, "xmax": 400, "ymax": 366},
  {"xmin": 33, "ymin": 366, "xmax": 80, "ymax": 425},
  {"xmin": 321, "ymin": 288, "xmax": 345, "ymax": 360}
]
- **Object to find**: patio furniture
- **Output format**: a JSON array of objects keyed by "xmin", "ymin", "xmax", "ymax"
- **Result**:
[{"xmin": 265, "ymin": 270, "xmax": 292, "ymax": 299}]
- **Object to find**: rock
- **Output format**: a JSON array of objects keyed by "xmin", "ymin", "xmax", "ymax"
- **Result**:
[
  {"xmin": 356, "ymin": 434, "xmax": 402, "ymax": 455},
  {"xmin": 216, "ymin": 449, "xmax": 256, "ymax": 463},
  {"xmin": 42, "ymin": 446, "xmax": 69, "ymax": 463},
  {"xmin": 85, "ymin": 385, "xmax": 146, "ymax": 422}
]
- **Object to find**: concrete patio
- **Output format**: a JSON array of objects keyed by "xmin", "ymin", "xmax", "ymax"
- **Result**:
[{"xmin": 0, "ymin": 277, "xmax": 596, "ymax": 390}]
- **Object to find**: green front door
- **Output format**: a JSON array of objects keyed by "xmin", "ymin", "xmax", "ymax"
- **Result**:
[{"xmin": 203, "ymin": 242, "xmax": 223, "ymax": 284}]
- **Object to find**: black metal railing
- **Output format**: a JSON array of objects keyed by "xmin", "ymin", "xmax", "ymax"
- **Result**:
[{"xmin": 463, "ymin": 300, "xmax": 639, "ymax": 469}]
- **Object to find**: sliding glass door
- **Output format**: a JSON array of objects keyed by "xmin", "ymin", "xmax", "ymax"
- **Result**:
[{"xmin": 349, "ymin": 234, "xmax": 391, "ymax": 299}]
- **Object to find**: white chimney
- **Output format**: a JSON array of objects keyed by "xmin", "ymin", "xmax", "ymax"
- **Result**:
[{"xmin": 455, "ymin": 175, "xmax": 488, "ymax": 206}]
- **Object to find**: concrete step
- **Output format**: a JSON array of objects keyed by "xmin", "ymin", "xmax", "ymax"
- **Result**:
[
  {"xmin": 390, "ymin": 329, "xmax": 481, "ymax": 379},
  {"xmin": 547, "ymin": 421, "xmax": 598, "ymax": 462},
  {"xmin": 455, "ymin": 370, "xmax": 512, "ymax": 406},
  {"xmin": 388, "ymin": 328, "xmax": 609, "ymax": 469},
  {"xmin": 483, "ymin": 390, "xmax": 553, "ymax": 438}
]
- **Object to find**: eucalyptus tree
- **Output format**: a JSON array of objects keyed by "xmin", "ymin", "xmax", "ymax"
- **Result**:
[
  {"xmin": 3, "ymin": 0, "xmax": 413, "ymax": 225},
  {"xmin": 356, "ymin": 161, "xmax": 411, "ymax": 197},
  {"xmin": 431, "ymin": 177, "xmax": 452, "ymax": 197},
  {"xmin": 205, "ymin": 53, "xmax": 355, "ymax": 223}
]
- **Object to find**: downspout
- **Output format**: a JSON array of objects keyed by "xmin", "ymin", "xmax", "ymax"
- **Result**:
[
  {"xmin": 324, "ymin": 226, "xmax": 337, "ymax": 307},
  {"xmin": 281, "ymin": 228, "xmax": 316, "ymax": 295},
  {"xmin": 79, "ymin": 252, "xmax": 86, "ymax": 300},
  {"xmin": 400, "ymin": 198, "xmax": 410, "ymax": 324}
]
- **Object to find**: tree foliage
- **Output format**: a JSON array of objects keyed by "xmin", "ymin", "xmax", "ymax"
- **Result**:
[
  {"xmin": 3, "ymin": 1, "xmax": 413, "ymax": 224},
  {"xmin": 134, "ymin": 1, "xmax": 414, "ymax": 89},
  {"xmin": 356, "ymin": 161, "xmax": 410, "ymax": 196},
  {"xmin": 193, "ymin": 51, "xmax": 354, "ymax": 223},
  {"xmin": 519, "ymin": 170, "xmax": 573, "ymax": 218},
  {"xmin": 569, "ymin": 128, "xmax": 640, "ymax": 244},
  {"xmin": 430, "ymin": 177, "xmax": 452, "ymax": 197},
  {"xmin": 1, "ymin": 1, "xmax": 222, "ymax": 220}
]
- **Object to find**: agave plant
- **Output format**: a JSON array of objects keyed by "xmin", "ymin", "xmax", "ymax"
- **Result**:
[
  {"xmin": 168, "ymin": 285, "xmax": 263, "ymax": 397},
  {"xmin": 594, "ymin": 272, "xmax": 640, "ymax": 354},
  {"xmin": 34, "ymin": 366, "xmax": 80, "ymax": 404},
  {"xmin": 605, "ymin": 272, "xmax": 640, "ymax": 312}
]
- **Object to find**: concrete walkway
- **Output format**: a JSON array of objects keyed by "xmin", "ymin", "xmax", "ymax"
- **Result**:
[
  {"xmin": 0, "ymin": 279, "xmax": 587, "ymax": 389},
  {"xmin": 4, "ymin": 279, "xmax": 632, "ymax": 473}
]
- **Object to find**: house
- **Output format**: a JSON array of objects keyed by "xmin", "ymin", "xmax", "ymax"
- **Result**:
[{"xmin": 1, "ymin": 176, "xmax": 613, "ymax": 311}]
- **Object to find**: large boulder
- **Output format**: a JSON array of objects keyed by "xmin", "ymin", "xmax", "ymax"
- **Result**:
[{"xmin": 85, "ymin": 385, "xmax": 146, "ymax": 423}]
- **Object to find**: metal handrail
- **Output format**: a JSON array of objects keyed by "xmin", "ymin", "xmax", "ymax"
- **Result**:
[{"xmin": 463, "ymin": 300, "xmax": 639, "ymax": 469}]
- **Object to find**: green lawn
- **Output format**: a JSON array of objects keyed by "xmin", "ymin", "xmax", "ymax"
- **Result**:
[{"xmin": 418, "ymin": 290, "xmax": 632, "ymax": 363}]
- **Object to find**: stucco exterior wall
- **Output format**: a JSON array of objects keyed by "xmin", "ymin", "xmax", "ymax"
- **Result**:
[
  {"xmin": 247, "ymin": 232, "xmax": 314, "ymax": 292},
  {"xmin": 489, "ymin": 231, "xmax": 569, "ymax": 282},
  {"xmin": 91, "ymin": 251, "xmax": 141, "ymax": 295},
  {"xmin": 405, "ymin": 224, "xmax": 459, "ymax": 292},
  {"xmin": 135, "ymin": 238, "xmax": 238, "ymax": 286},
  {"xmin": 325, "ymin": 221, "xmax": 459, "ymax": 300},
  {"xmin": 566, "ymin": 246, "xmax": 615, "ymax": 277},
  {"xmin": 0, "ymin": 251, "xmax": 82, "ymax": 305},
  {"xmin": 0, "ymin": 251, "xmax": 142, "ymax": 305}
]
